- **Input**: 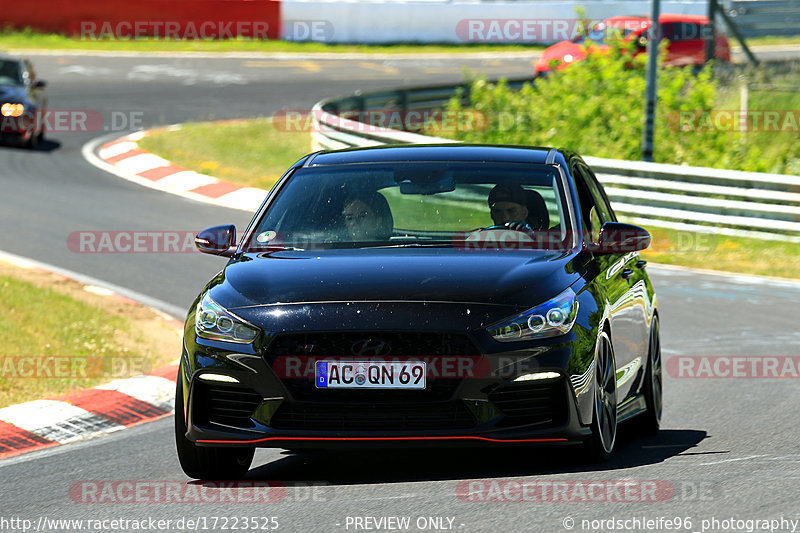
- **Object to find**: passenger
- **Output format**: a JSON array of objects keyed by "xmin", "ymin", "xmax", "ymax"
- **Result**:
[{"xmin": 342, "ymin": 191, "xmax": 394, "ymax": 241}]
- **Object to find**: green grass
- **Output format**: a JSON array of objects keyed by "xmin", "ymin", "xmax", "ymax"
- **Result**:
[
  {"xmin": 741, "ymin": 35, "xmax": 800, "ymax": 47},
  {"xmin": 640, "ymin": 227, "xmax": 800, "ymax": 278},
  {"xmin": 0, "ymin": 28, "xmax": 543, "ymax": 54},
  {"xmin": 138, "ymin": 119, "xmax": 312, "ymax": 190},
  {"xmin": 3, "ymin": 28, "xmax": 799, "ymax": 55},
  {"xmin": 0, "ymin": 276, "xmax": 161, "ymax": 407},
  {"xmin": 712, "ymin": 72, "xmax": 800, "ymax": 174}
]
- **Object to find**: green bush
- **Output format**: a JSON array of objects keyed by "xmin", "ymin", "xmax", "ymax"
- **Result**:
[{"xmin": 436, "ymin": 43, "xmax": 800, "ymax": 174}]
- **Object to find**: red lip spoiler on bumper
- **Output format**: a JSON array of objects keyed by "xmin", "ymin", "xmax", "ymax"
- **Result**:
[{"xmin": 198, "ymin": 435, "xmax": 569, "ymax": 444}]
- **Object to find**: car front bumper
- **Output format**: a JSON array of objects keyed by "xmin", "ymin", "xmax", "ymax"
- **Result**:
[{"xmin": 179, "ymin": 322, "xmax": 597, "ymax": 449}]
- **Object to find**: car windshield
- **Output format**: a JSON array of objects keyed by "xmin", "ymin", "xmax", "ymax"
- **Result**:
[
  {"xmin": 573, "ymin": 23, "xmax": 636, "ymax": 45},
  {"xmin": 0, "ymin": 60, "xmax": 23, "ymax": 86},
  {"xmin": 243, "ymin": 161, "xmax": 574, "ymax": 251}
]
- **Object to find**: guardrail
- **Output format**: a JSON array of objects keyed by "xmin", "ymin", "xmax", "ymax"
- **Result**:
[
  {"xmin": 724, "ymin": 0, "xmax": 800, "ymax": 38},
  {"xmin": 311, "ymin": 80, "xmax": 800, "ymax": 242}
]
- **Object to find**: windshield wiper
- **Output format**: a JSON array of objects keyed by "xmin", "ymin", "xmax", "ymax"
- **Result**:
[
  {"xmin": 247, "ymin": 245, "xmax": 306, "ymax": 252},
  {"xmin": 367, "ymin": 241, "xmax": 454, "ymax": 249}
]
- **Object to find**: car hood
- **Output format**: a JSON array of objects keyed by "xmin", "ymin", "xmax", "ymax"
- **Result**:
[
  {"xmin": 0, "ymin": 85, "xmax": 28, "ymax": 103},
  {"xmin": 210, "ymin": 248, "xmax": 580, "ymax": 310},
  {"xmin": 536, "ymin": 41, "xmax": 591, "ymax": 71}
]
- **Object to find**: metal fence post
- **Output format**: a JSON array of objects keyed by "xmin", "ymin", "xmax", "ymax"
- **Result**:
[
  {"xmin": 706, "ymin": 0, "xmax": 717, "ymax": 63},
  {"xmin": 642, "ymin": 0, "xmax": 661, "ymax": 162}
]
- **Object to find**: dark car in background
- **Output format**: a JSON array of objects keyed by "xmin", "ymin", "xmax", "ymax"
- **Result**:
[
  {"xmin": 175, "ymin": 144, "xmax": 661, "ymax": 479},
  {"xmin": 0, "ymin": 54, "xmax": 47, "ymax": 148},
  {"xmin": 535, "ymin": 14, "xmax": 731, "ymax": 73}
]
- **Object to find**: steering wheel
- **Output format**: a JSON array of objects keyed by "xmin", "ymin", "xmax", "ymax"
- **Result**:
[{"xmin": 475, "ymin": 221, "xmax": 534, "ymax": 232}]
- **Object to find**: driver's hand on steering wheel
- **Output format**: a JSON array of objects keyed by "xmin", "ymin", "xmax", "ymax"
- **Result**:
[{"xmin": 503, "ymin": 220, "xmax": 534, "ymax": 232}]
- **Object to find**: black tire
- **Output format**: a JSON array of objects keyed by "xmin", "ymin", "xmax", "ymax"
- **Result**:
[
  {"xmin": 584, "ymin": 331, "xmax": 617, "ymax": 462},
  {"xmin": 174, "ymin": 377, "xmax": 254, "ymax": 480},
  {"xmin": 634, "ymin": 317, "xmax": 662, "ymax": 435},
  {"xmin": 24, "ymin": 129, "xmax": 39, "ymax": 150},
  {"xmin": 24, "ymin": 109, "xmax": 45, "ymax": 149}
]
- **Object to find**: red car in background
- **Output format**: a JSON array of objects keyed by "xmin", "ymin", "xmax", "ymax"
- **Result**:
[{"xmin": 535, "ymin": 14, "xmax": 731, "ymax": 73}]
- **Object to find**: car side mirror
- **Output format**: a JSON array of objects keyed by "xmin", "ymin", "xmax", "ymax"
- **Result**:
[
  {"xmin": 33, "ymin": 80, "xmax": 47, "ymax": 89},
  {"xmin": 592, "ymin": 222, "xmax": 651, "ymax": 253},
  {"xmin": 195, "ymin": 225, "xmax": 236, "ymax": 256}
]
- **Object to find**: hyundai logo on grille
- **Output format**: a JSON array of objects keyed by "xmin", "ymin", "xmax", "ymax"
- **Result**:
[{"xmin": 350, "ymin": 338, "xmax": 392, "ymax": 356}]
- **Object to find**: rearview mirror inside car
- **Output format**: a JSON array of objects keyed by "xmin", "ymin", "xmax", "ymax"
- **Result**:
[{"xmin": 399, "ymin": 176, "xmax": 456, "ymax": 195}]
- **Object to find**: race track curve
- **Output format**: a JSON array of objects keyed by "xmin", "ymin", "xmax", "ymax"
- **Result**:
[{"xmin": 1, "ymin": 51, "xmax": 799, "ymax": 533}]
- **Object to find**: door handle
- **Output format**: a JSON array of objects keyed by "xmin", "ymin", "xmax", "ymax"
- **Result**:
[
  {"xmin": 636, "ymin": 260, "xmax": 647, "ymax": 269},
  {"xmin": 621, "ymin": 268, "xmax": 634, "ymax": 280}
]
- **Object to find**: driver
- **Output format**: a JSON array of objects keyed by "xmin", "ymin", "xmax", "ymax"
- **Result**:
[
  {"xmin": 342, "ymin": 191, "xmax": 394, "ymax": 241},
  {"xmin": 487, "ymin": 184, "xmax": 533, "ymax": 231}
]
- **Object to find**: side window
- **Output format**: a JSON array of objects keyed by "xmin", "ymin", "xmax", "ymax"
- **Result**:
[
  {"xmin": 677, "ymin": 23, "xmax": 704, "ymax": 42},
  {"xmin": 662, "ymin": 22, "xmax": 703, "ymax": 42},
  {"xmin": 571, "ymin": 163, "xmax": 602, "ymax": 243},
  {"xmin": 580, "ymin": 165, "xmax": 616, "ymax": 223},
  {"xmin": 660, "ymin": 23, "xmax": 676, "ymax": 42}
]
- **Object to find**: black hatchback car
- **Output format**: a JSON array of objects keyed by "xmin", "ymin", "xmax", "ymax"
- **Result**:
[
  {"xmin": 0, "ymin": 54, "xmax": 47, "ymax": 148},
  {"xmin": 175, "ymin": 144, "xmax": 661, "ymax": 479}
]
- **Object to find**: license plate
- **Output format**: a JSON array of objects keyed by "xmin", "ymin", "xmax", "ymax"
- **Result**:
[{"xmin": 315, "ymin": 360, "xmax": 426, "ymax": 389}]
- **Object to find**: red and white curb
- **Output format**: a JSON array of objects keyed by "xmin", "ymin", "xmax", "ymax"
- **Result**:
[
  {"xmin": 82, "ymin": 128, "xmax": 267, "ymax": 213},
  {"xmin": 0, "ymin": 367, "xmax": 178, "ymax": 459},
  {"xmin": 0, "ymin": 251, "xmax": 183, "ymax": 459}
]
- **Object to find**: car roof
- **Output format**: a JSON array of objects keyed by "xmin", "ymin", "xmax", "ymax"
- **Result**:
[
  {"xmin": 0, "ymin": 54, "xmax": 23, "ymax": 62},
  {"xmin": 306, "ymin": 144, "xmax": 562, "ymax": 166},
  {"xmin": 604, "ymin": 13, "xmax": 709, "ymax": 26}
]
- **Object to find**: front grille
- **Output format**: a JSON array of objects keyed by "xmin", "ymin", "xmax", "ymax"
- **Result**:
[
  {"xmin": 280, "ymin": 380, "xmax": 461, "ymax": 402},
  {"xmin": 193, "ymin": 381, "xmax": 262, "ymax": 428},
  {"xmin": 270, "ymin": 401, "xmax": 476, "ymax": 431},
  {"xmin": 488, "ymin": 378, "xmax": 568, "ymax": 428},
  {"xmin": 265, "ymin": 332, "xmax": 480, "ymax": 402},
  {"xmin": 268, "ymin": 332, "xmax": 480, "ymax": 357}
]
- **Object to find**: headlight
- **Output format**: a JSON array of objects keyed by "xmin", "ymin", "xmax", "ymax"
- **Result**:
[
  {"xmin": 1, "ymin": 103, "xmax": 25, "ymax": 117},
  {"xmin": 488, "ymin": 288, "xmax": 579, "ymax": 342},
  {"xmin": 195, "ymin": 293, "xmax": 259, "ymax": 343}
]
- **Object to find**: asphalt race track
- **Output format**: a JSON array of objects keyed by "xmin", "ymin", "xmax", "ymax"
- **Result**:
[{"xmin": 1, "ymin": 52, "xmax": 799, "ymax": 532}]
